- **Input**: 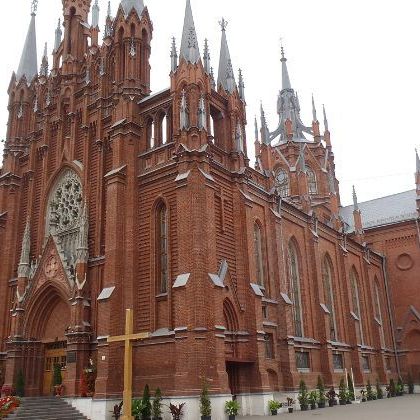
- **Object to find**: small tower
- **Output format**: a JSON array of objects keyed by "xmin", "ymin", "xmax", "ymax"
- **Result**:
[
  {"xmin": 323, "ymin": 104, "xmax": 331, "ymax": 147},
  {"xmin": 352, "ymin": 186, "xmax": 364, "ymax": 242},
  {"xmin": 312, "ymin": 94, "xmax": 321, "ymax": 141}
]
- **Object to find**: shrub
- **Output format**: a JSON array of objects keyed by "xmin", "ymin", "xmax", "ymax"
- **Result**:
[
  {"xmin": 225, "ymin": 400, "xmax": 240, "ymax": 416},
  {"xmin": 141, "ymin": 384, "xmax": 152, "ymax": 419},
  {"xmin": 200, "ymin": 382, "xmax": 211, "ymax": 417},
  {"xmin": 376, "ymin": 380, "xmax": 383, "ymax": 399},
  {"xmin": 339, "ymin": 378, "xmax": 347, "ymax": 402},
  {"xmin": 389, "ymin": 378, "xmax": 396, "ymax": 397},
  {"xmin": 268, "ymin": 400, "xmax": 282, "ymax": 411},
  {"xmin": 298, "ymin": 380, "xmax": 309, "ymax": 406},
  {"xmin": 132, "ymin": 399, "xmax": 145, "ymax": 419},
  {"xmin": 397, "ymin": 377, "xmax": 404, "ymax": 395},
  {"xmin": 309, "ymin": 391, "xmax": 318, "ymax": 405},
  {"xmin": 347, "ymin": 373, "xmax": 355, "ymax": 400},
  {"xmin": 366, "ymin": 380, "xmax": 375, "ymax": 400},
  {"xmin": 152, "ymin": 388, "xmax": 163, "ymax": 419},
  {"xmin": 169, "ymin": 403, "xmax": 185, "ymax": 420},
  {"xmin": 316, "ymin": 376, "xmax": 326, "ymax": 403},
  {"xmin": 407, "ymin": 373, "xmax": 414, "ymax": 394}
]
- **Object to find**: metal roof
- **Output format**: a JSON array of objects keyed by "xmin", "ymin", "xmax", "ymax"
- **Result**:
[{"xmin": 340, "ymin": 189, "xmax": 417, "ymax": 231}]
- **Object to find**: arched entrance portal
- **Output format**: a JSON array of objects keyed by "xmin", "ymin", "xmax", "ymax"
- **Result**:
[{"xmin": 24, "ymin": 286, "xmax": 71, "ymax": 396}]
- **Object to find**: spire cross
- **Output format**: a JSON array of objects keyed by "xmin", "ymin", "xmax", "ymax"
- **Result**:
[
  {"xmin": 219, "ymin": 18, "xmax": 228, "ymax": 32},
  {"xmin": 31, "ymin": 0, "xmax": 38, "ymax": 15},
  {"xmin": 280, "ymin": 37, "xmax": 285, "ymax": 59}
]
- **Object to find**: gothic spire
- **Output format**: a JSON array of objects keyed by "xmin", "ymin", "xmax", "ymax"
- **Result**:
[
  {"xmin": 171, "ymin": 37, "xmax": 178, "ymax": 73},
  {"xmin": 323, "ymin": 104, "xmax": 329, "ymax": 132},
  {"xmin": 91, "ymin": 0, "xmax": 100, "ymax": 28},
  {"xmin": 260, "ymin": 103, "xmax": 270, "ymax": 145},
  {"xmin": 18, "ymin": 220, "xmax": 31, "ymax": 278},
  {"xmin": 16, "ymin": 4, "xmax": 38, "ymax": 82},
  {"xmin": 353, "ymin": 185, "xmax": 359, "ymax": 211},
  {"xmin": 281, "ymin": 46, "xmax": 292, "ymax": 91},
  {"xmin": 238, "ymin": 69, "xmax": 245, "ymax": 101},
  {"xmin": 54, "ymin": 18, "xmax": 62, "ymax": 52},
  {"xmin": 217, "ymin": 18, "xmax": 236, "ymax": 94},
  {"xmin": 416, "ymin": 148, "xmax": 420, "ymax": 173},
  {"xmin": 254, "ymin": 116, "xmax": 259, "ymax": 142},
  {"xmin": 203, "ymin": 39, "xmax": 211, "ymax": 74},
  {"xmin": 180, "ymin": 0, "xmax": 201, "ymax": 65},
  {"xmin": 120, "ymin": 0, "xmax": 145, "ymax": 18},
  {"xmin": 39, "ymin": 43, "xmax": 49, "ymax": 77},
  {"xmin": 312, "ymin": 94, "xmax": 317, "ymax": 122},
  {"xmin": 107, "ymin": 1, "xmax": 112, "ymax": 17}
]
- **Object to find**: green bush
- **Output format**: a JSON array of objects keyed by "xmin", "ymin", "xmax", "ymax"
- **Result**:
[
  {"xmin": 316, "ymin": 376, "xmax": 326, "ymax": 403},
  {"xmin": 152, "ymin": 388, "xmax": 163, "ymax": 419},
  {"xmin": 347, "ymin": 373, "xmax": 355, "ymax": 400},
  {"xmin": 376, "ymin": 380, "xmax": 383, "ymax": 399},
  {"xmin": 132, "ymin": 399, "xmax": 145, "ymax": 419},
  {"xmin": 366, "ymin": 380, "xmax": 375, "ymax": 400},
  {"xmin": 225, "ymin": 400, "xmax": 240, "ymax": 416},
  {"xmin": 389, "ymin": 378, "xmax": 396, "ymax": 397},
  {"xmin": 141, "ymin": 384, "xmax": 152, "ymax": 419},
  {"xmin": 268, "ymin": 400, "xmax": 282, "ymax": 411},
  {"xmin": 298, "ymin": 380, "xmax": 309, "ymax": 406},
  {"xmin": 200, "ymin": 382, "xmax": 211, "ymax": 416},
  {"xmin": 339, "ymin": 378, "xmax": 347, "ymax": 402}
]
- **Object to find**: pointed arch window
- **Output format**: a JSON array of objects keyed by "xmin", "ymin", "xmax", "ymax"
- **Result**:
[
  {"xmin": 253, "ymin": 223, "xmax": 265, "ymax": 287},
  {"xmin": 276, "ymin": 169, "xmax": 290, "ymax": 198},
  {"xmin": 156, "ymin": 203, "xmax": 169, "ymax": 294},
  {"xmin": 322, "ymin": 255, "xmax": 338, "ymax": 341},
  {"xmin": 350, "ymin": 268, "xmax": 364, "ymax": 345},
  {"xmin": 307, "ymin": 167, "xmax": 318, "ymax": 195},
  {"xmin": 288, "ymin": 241, "xmax": 303, "ymax": 337}
]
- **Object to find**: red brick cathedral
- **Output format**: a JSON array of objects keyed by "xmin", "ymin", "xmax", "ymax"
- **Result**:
[{"xmin": 0, "ymin": 0, "xmax": 419, "ymax": 418}]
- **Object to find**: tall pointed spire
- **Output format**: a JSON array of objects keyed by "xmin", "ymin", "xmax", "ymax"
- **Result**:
[
  {"xmin": 171, "ymin": 37, "xmax": 178, "ymax": 73},
  {"xmin": 323, "ymin": 104, "xmax": 329, "ymax": 132},
  {"xmin": 352, "ymin": 185, "xmax": 359, "ymax": 211},
  {"xmin": 281, "ymin": 46, "xmax": 292, "ymax": 91},
  {"xmin": 91, "ymin": 0, "xmax": 100, "ymax": 28},
  {"xmin": 16, "ymin": 3, "xmax": 38, "ymax": 82},
  {"xmin": 254, "ymin": 116, "xmax": 259, "ymax": 142},
  {"xmin": 416, "ymin": 148, "xmax": 420, "ymax": 173},
  {"xmin": 39, "ymin": 43, "xmax": 49, "ymax": 77},
  {"xmin": 217, "ymin": 19, "xmax": 236, "ymax": 94},
  {"xmin": 260, "ymin": 103, "xmax": 270, "ymax": 145},
  {"xmin": 54, "ymin": 18, "xmax": 62, "ymax": 52},
  {"xmin": 18, "ymin": 220, "xmax": 31, "ymax": 278},
  {"xmin": 180, "ymin": 0, "xmax": 201, "ymax": 64},
  {"xmin": 238, "ymin": 69, "xmax": 245, "ymax": 101},
  {"xmin": 312, "ymin": 94, "xmax": 317, "ymax": 122},
  {"xmin": 107, "ymin": 1, "xmax": 112, "ymax": 17},
  {"xmin": 120, "ymin": 0, "xmax": 145, "ymax": 18},
  {"xmin": 203, "ymin": 39, "xmax": 211, "ymax": 74}
]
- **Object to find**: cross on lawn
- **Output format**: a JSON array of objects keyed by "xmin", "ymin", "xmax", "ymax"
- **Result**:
[{"xmin": 107, "ymin": 309, "xmax": 150, "ymax": 420}]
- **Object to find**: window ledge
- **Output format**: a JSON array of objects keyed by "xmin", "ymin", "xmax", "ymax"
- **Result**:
[
  {"xmin": 297, "ymin": 368, "xmax": 311, "ymax": 373},
  {"xmin": 156, "ymin": 293, "xmax": 168, "ymax": 299}
]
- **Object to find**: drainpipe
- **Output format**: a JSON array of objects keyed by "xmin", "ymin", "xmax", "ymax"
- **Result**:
[{"xmin": 382, "ymin": 255, "xmax": 401, "ymax": 377}]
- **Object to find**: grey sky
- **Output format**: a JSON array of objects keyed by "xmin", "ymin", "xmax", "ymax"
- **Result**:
[{"xmin": 1, "ymin": 0, "xmax": 419, "ymax": 206}]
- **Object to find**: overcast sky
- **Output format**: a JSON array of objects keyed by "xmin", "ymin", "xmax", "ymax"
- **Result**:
[{"xmin": 1, "ymin": 0, "xmax": 419, "ymax": 206}]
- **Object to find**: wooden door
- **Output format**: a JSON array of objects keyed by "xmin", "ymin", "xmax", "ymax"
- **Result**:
[{"xmin": 42, "ymin": 342, "xmax": 67, "ymax": 396}]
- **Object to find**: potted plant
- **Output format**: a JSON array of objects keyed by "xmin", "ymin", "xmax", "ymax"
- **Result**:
[
  {"xmin": 111, "ymin": 401, "xmax": 123, "ymax": 420},
  {"xmin": 141, "ymin": 384, "xmax": 152, "ymax": 419},
  {"xmin": 132, "ymin": 399, "xmax": 145, "ymax": 420},
  {"xmin": 376, "ymin": 380, "xmax": 383, "ymax": 399},
  {"xmin": 52, "ymin": 363, "xmax": 64, "ymax": 397},
  {"xmin": 327, "ymin": 387, "xmax": 336, "ymax": 407},
  {"xmin": 298, "ymin": 380, "xmax": 309, "ymax": 411},
  {"xmin": 169, "ymin": 403, "xmax": 185, "ymax": 420},
  {"xmin": 225, "ymin": 400, "xmax": 240, "ymax": 420},
  {"xmin": 81, "ymin": 359, "xmax": 96, "ymax": 397},
  {"xmin": 360, "ymin": 389, "xmax": 367, "ymax": 402},
  {"xmin": 309, "ymin": 391, "xmax": 318, "ymax": 410},
  {"xmin": 397, "ymin": 377, "xmax": 404, "ymax": 396},
  {"xmin": 200, "ymin": 382, "xmax": 211, "ymax": 420},
  {"xmin": 316, "ymin": 376, "xmax": 326, "ymax": 408},
  {"xmin": 152, "ymin": 388, "xmax": 163, "ymax": 420},
  {"xmin": 345, "ymin": 391, "xmax": 352, "ymax": 404},
  {"xmin": 15, "ymin": 370, "xmax": 24, "ymax": 398},
  {"xmin": 338, "ymin": 378, "xmax": 347, "ymax": 405},
  {"xmin": 268, "ymin": 400, "xmax": 282, "ymax": 416},
  {"xmin": 286, "ymin": 397, "xmax": 295, "ymax": 413},
  {"xmin": 366, "ymin": 380, "xmax": 375, "ymax": 401},
  {"xmin": 407, "ymin": 373, "xmax": 414, "ymax": 395},
  {"xmin": 347, "ymin": 373, "xmax": 355, "ymax": 402}
]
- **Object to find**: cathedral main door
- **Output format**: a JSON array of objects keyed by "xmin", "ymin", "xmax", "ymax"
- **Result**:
[{"xmin": 42, "ymin": 341, "xmax": 67, "ymax": 396}]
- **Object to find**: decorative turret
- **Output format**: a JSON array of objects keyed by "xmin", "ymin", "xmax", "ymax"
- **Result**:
[
  {"xmin": 352, "ymin": 185, "xmax": 364, "ymax": 241},
  {"xmin": 17, "ymin": 220, "xmax": 31, "ymax": 279},
  {"xmin": 238, "ymin": 69, "xmax": 245, "ymax": 101},
  {"xmin": 54, "ymin": 18, "xmax": 63, "ymax": 52},
  {"xmin": 171, "ymin": 37, "xmax": 178, "ymax": 73},
  {"xmin": 323, "ymin": 104, "xmax": 331, "ymax": 147},
  {"xmin": 39, "ymin": 43, "xmax": 49, "ymax": 78},
  {"xmin": 217, "ymin": 19, "xmax": 236, "ymax": 94},
  {"xmin": 16, "ymin": 2, "xmax": 38, "ymax": 83},
  {"xmin": 203, "ymin": 39, "xmax": 211, "ymax": 74},
  {"xmin": 260, "ymin": 103, "xmax": 270, "ymax": 145},
  {"xmin": 179, "ymin": 0, "xmax": 201, "ymax": 65},
  {"xmin": 91, "ymin": 0, "xmax": 100, "ymax": 28},
  {"xmin": 103, "ymin": 2, "xmax": 113, "ymax": 41},
  {"xmin": 312, "ymin": 94, "xmax": 321, "ymax": 140}
]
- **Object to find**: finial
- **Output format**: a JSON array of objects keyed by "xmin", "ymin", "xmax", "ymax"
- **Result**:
[
  {"xmin": 323, "ymin": 104, "xmax": 329, "ymax": 132},
  {"xmin": 107, "ymin": 1, "xmax": 112, "ymax": 17},
  {"xmin": 280, "ymin": 38, "xmax": 286, "ymax": 61},
  {"xmin": 171, "ymin": 37, "xmax": 178, "ymax": 73},
  {"xmin": 31, "ymin": 0, "xmax": 38, "ymax": 16},
  {"xmin": 219, "ymin": 18, "xmax": 228, "ymax": 32},
  {"xmin": 352, "ymin": 185, "xmax": 359, "ymax": 211},
  {"xmin": 312, "ymin": 94, "xmax": 317, "ymax": 122}
]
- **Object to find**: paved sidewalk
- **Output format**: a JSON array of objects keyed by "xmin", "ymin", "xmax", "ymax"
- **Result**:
[{"xmin": 241, "ymin": 395, "xmax": 420, "ymax": 420}]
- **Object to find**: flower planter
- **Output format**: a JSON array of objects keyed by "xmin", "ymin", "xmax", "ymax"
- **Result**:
[
  {"xmin": 339, "ymin": 400, "xmax": 346, "ymax": 406},
  {"xmin": 228, "ymin": 416, "xmax": 235, "ymax": 420},
  {"xmin": 270, "ymin": 410, "xmax": 277, "ymax": 416},
  {"xmin": 310, "ymin": 403, "xmax": 316, "ymax": 410},
  {"xmin": 201, "ymin": 417, "xmax": 211, "ymax": 420},
  {"xmin": 328, "ymin": 400, "xmax": 334, "ymax": 407},
  {"xmin": 318, "ymin": 402, "xmax": 325, "ymax": 409},
  {"xmin": 300, "ymin": 404, "xmax": 308, "ymax": 411},
  {"xmin": 288, "ymin": 407, "xmax": 293, "ymax": 413},
  {"xmin": 346, "ymin": 400, "xmax": 352, "ymax": 405}
]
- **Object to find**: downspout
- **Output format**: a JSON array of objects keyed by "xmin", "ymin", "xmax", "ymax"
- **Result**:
[{"xmin": 382, "ymin": 255, "xmax": 401, "ymax": 376}]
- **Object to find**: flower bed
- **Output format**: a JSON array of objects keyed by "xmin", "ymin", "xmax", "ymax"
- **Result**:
[{"xmin": 0, "ymin": 396, "xmax": 20, "ymax": 417}]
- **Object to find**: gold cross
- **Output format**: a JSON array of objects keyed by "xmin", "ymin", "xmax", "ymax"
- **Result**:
[{"xmin": 107, "ymin": 309, "xmax": 149, "ymax": 420}]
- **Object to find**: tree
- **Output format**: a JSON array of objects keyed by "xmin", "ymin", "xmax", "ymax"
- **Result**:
[
  {"xmin": 200, "ymin": 381, "xmax": 211, "ymax": 416},
  {"xmin": 347, "ymin": 373, "xmax": 355, "ymax": 400},
  {"xmin": 152, "ymin": 388, "xmax": 163, "ymax": 419},
  {"xmin": 141, "ymin": 384, "xmax": 152, "ymax": 419}
]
